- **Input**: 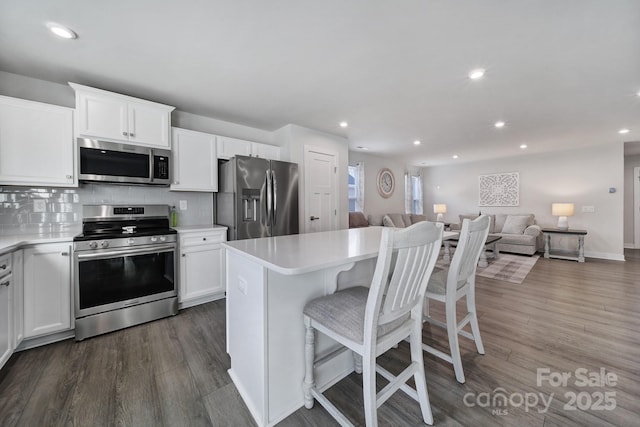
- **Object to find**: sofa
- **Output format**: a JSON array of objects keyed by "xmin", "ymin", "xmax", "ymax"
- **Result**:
[
  {"xmin": 348, "ymin": 212, "xmax": 428, "ymax": 228},
  {"xmin": 368, "ymin": 213, "xmax": 427, "ymax": 228},
  {"xmin": 451, "ymin": 213, "xmax": 542, "ymax": 255}
]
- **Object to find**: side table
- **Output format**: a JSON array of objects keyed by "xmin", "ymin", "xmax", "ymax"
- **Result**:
[{"xmin": 541, "ymin": 228, "xmax": 587, "ymax": 263}]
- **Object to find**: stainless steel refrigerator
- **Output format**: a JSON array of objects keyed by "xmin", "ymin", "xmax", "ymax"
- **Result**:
[{"xmin": 216, "ymin": 155, "xmax": 299, "ymax": 240}]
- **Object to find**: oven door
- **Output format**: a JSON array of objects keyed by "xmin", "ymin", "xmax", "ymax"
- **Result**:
[{"xmin": 74, "ymin": 243, "xmax": 177, "ymax": 318}]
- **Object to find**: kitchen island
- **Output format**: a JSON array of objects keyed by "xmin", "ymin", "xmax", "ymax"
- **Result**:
[{"xmin": 223, "ymin": 227, "xmax": 454, "ymax": 426}]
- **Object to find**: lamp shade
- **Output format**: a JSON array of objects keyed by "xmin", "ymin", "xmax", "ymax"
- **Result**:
[
  {"xmin": 433, "ymin": 204, "xmax": 447, "ymax": 214},
  {"xmin": 551, "ymin": 203, "xmax": 574, "ymax": 217}
]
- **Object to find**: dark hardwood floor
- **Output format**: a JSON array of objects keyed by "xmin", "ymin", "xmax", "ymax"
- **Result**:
[{"xmin": 1, "ymin": 251, "xmax": 639, "ymax": 426}]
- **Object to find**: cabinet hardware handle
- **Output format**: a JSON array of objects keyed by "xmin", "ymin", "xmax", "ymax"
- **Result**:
[
  {"xmin": 310, "ymin": 216, "xmax": 320, "ymax": 221},
  {"xmin": 181, "ymin": 253, "xmax": 186, "ymax": 257},
  {"xmin": 0, "ymin": 264, "xmax": 6, "ymax": 270},
  {"xmin": 0, "ymin": 281, "xmax": 9, "ymax": 287},
  {"xmin": 203, "ymin": 237, "xmax": 207, "ymax": 241},
  {"xmin": 122, "ymin": 131, "xmax": 128, "ymax": 136},
  {"xmin": 61, "ymin": 252, "xmax": 69, "ymax": 256},
  {"xmin": 66, "ymin": 175, "xmax": 73, "ymax": 179},
  {"xmin": 130, "ymin": 133, "xmax": 135, "ymax": 137}
]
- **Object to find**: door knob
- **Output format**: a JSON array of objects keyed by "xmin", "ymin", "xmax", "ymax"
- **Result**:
[{"xmin": 310, "ymin": 216, "xmax": 320, "ymax": 221}]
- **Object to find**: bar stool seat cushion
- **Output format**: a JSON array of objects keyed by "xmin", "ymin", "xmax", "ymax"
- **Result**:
[{"xmin": 304, "ymin": 286, "xmax": 409, "ymax": 344}]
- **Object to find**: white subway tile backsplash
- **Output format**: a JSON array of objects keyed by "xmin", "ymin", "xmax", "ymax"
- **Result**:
[{"xmin": 0, "ymin": 184, "xmax": 213, "ymax": 234}]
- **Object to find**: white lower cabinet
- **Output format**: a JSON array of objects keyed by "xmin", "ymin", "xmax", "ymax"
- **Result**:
[
  {"xmin": 24, "ymin": 243, "xmax": 72, "ymax": 338},
  {"xmin": 178, "ymin": 228, "xmax": 227, "ymax": 309},
  {"xmin": 0, "ymin": 268, "xmax": 12, "ymax": 370},
  {"xmin": 12, "ymin": 250, "xmax": 23, "ymax": 348}
]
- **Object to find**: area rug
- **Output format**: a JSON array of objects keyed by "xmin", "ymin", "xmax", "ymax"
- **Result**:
[{"xmin": 436, "ymin": 253, "xmax": 539, "ymax": 284}]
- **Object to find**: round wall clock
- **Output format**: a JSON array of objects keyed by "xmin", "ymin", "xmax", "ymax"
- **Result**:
[{"xmin": 377, "ymin": 168, "xmax": 395, "ymax": 198}]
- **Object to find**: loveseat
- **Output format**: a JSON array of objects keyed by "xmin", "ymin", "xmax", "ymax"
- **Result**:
[
  {"xmin": 451, "ymin": 213, "xmax": 542, "ymax": 255},
  {"xmin": 348, "ymin": 212, "xmax": 428, "ymax": 228},
  {"xmin": 368, "ymin": 213, "xmax": 427, "ymax": 227}
]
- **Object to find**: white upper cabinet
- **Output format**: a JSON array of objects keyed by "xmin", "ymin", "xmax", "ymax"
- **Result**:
[
  {"xmin": 0, "ymin": 95, "xmax": 76, "ymax": 187},
  {"xmin": 70, "ymin": 82, "xmax": 175, "ymax": 149},
  {"xmin": 171, "ymin": 127, "xmax": 218, "ymax": 192},
  {"xmin": 217, "ymin": 136, "xmax": 252, "ymax": 159},
  {"xmin": 252, "ymin": 142, "xmax": 281, "ymax": 160},
  {"xmin": 216, "ymin": 135, "xmax": 280, "ymax": 160}
]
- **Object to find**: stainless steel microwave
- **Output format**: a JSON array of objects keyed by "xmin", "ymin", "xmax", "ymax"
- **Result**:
[{"xmin": 78, "ymin": 138, "xmax": 171, "ymax": 186}]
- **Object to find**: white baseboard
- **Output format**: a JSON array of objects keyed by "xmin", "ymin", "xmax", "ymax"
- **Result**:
[
  {"xmin": 624, "ymin": 243, "xmax": 638, "ymax": 249},
  {"xmin": 584, "ymin": 251, "xmax": 626, "ymax": 262}
]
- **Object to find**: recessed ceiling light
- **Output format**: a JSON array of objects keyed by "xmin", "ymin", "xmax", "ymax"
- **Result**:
[
  {"xmin": 413, "ymin": 140, "xmax": 421, "ymax": 145},
  {"xmin": 520, "ymin": 144, "xmax": 528, "ymax": 149},
  {"xmin": 339, "ymin": 121, "xmax": 348, "ymax": 128},
  {"xmin": 46, "ymin": 23, "xmax": 77, "ymax": 39},
  {"xmin": 636, "ymin": 90, "xmax": 640, "ymax": 97},
  {"xmin": 494, "ymin": 121, "xmax": 505, "ymax": 128},
  {"xmin": 452, "ymin": 154, "xmax": 459, "ymax": 159},
  {"xmin": 619, "ymin": 128, "xmax": 630, "ymax": 134},
  {"xmin": 468, "ymin": 68, "xmax": 485, "ymax": 80},
  {"xmin": 356, "ymin": 145, "xmax": 368, "ymax": 150}
]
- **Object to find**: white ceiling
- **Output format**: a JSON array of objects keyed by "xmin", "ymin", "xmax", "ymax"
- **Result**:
[{"xmin": 1, "ymin": 0, "xmax": 639, "ymax": 166}]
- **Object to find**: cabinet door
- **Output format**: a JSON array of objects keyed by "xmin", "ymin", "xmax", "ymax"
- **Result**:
[
  {"xmin": 128, "ymin": 101, "xmax": 171, "ymax": 148},
  {"xmin": 12, "ymin": 250, "xmax": 23, "ymax": 348},
  {"xmin": 0, "ymin": 96, "xmax": 76, "ymax": 187},
  {"xmin": 179, "ymin": 244, "xmax": 224, "ymax": 305},
  {"xmin": 24, "ymin": 243, "xmax": 72, "ymax": 338},
  {"xmin": 0, "ymin": 273, "xmax": 12, "ymax": 370},
  {"xmin": 252, "ymin": 142, "xmax": 281, "ymax": 160},
  {"xmin": 76, "ymin": 92, "xmax": 128, "ymax": 141},
  {"xmin": 216, "ymin": 136, "xmax": 252, "ymax": 160},
  {"xmin": 171, "ymin": 128, "xmax": 218, "ymax": 191}
]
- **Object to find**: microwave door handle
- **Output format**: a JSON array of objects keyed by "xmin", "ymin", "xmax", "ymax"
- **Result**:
[
  {"xmin": 271, "ymin": 169, "xmax": 277, "ymax": 226},
  {"xmin": 148, "ymin": 149, "xmax": 154, "ymax": 183}
]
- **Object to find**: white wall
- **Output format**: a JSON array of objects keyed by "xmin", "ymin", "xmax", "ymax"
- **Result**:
[
  {"xmin": 423, "ymin": 144, "xmax": 625, "ymax": 260},
  {"xmin": 275, "ymin": 124, "xmax": 349, "ymax": 230},
  {"xmin": 172, "ymin": 111, "xmax": 275, "ymax": 146},
  {"xmin": 348, "ymin": 151, "xmax": 408, "ymax": 216},
  {"xmin": 624, "ymin": 154, "xmax": 640, "ymax": 247}
]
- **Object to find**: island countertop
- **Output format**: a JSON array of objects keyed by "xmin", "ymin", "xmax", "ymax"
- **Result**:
[
  {"xmin": 222, "ymin": 226, "xmax": 455, "ymax": 276},
  {"xmin": 222, "ymin": 227, "xmax": 384, "ymax": 275}
]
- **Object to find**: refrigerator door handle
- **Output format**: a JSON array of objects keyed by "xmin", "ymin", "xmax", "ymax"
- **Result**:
[
  {"xmin": 265, "ymin": 169, "xmax": 272, "ymax": 226},
  {"xmin": 271, "ymin": 169, "xmax": 277, "ymax": 226}
]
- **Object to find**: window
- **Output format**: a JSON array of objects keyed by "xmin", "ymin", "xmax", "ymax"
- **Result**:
[
  {"xmin": 405, "ymin": 172, "xmax": 423, "ymax": 214},
  {"xmin": 348, "ymin": 162, "xmax": 364, "ymax": 212}
]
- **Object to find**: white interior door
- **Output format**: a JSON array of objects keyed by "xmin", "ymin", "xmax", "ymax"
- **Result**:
[{"xmin": 304, "ymin": 147, "xmax": 337, "ymax": 233}]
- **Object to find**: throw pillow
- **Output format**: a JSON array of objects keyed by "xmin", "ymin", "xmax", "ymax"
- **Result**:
[
  {"xmin": 501, "ymin": 215, "xmax": 531, "ymax": 234},
  {"xmin": 348, "ymin": 212, "xmax": 369, "ymax": 228},
  {"xmin": 411, "ymin": 214, "xmax": 427, "ymax": 224},
  {"xmin": 367, "ymin": 214, "xmax": 384, "ymax": 226},
  {"xmin": 388, "ymin": 213, "xmax": 407, "ymax": 228},
  {"xmin": 382, "ymin": 215, "xmax": 396, "ymax": 227}
]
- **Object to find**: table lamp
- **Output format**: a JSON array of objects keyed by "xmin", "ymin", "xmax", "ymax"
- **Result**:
[
  {"xmin": 433, "ymin": 204, "xmax": 447, "ymax": 222},
  {"xmin": 552, "ymin": 203, "xmax": 574, "ymax": 230}
]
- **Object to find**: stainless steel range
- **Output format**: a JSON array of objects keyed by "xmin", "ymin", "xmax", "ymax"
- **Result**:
[{"xmin": 73, "ymin": 204, "xmax": 178, "ymax": 341}]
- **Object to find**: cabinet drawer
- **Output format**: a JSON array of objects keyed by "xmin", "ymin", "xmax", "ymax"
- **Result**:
[
  {"xmin": 0, "ymin": 253, "xmax": 11, "ymax": 276},
  {"xmin": 180, "ymin": 231, "xmax": 226, "ymax": 247}
]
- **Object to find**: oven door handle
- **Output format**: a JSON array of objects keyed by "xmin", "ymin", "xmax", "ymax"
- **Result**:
[{"xmin": 76, "ymin": 244, "xmax": 176, "ymax": 260}]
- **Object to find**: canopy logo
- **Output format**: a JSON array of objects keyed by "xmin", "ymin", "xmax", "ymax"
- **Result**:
[{"xmin": 463, "ymin": 367, "xmax": 618, "ymax": 416}]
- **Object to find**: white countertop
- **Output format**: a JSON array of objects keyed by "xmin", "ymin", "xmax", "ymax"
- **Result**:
[
  {"xmin": 0, "ymin": 232, "xmax": 78, "ymax": 254},
  {"xmin": 223, "ymin": 227, "xmax": 384, "ymax": 275},
  {"xmin": 173, "ymin": 225, "xmax": 228, "ymax": 233},
  {"xmin": 223, "ymin": 227, "xmax": 455, "ymax": 276}
]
